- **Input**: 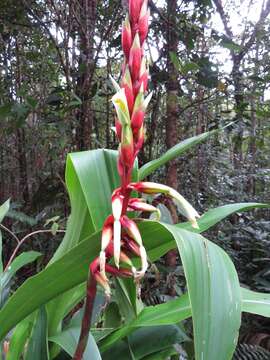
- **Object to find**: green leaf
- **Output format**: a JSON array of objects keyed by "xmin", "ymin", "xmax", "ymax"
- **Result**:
[
  {"xmin": 0, "ymin": 251, "xmax": 41, "ymax": 309},
  {"xmin": 99, "ymin": 293, "xmax": 190, "ymax": 352},
  {"xmin": 102, "ymin": 325, "xmax": 184, "ymax": 360},
  {"xmin": 241, "ymin": 288, "xmax": 270, "ymax": 317},
  {"xmin": 114, "ymin": 278, "xmax": 138, "ymax": 322},
  {"xmin": 163, "ymin": 226, "xmax": 241, "ymax": 360},
  {"xmin": 0, "ymin": 218, "xmax": 269, "ymax": 356},
  {"xmin": 0, "ymin": 231, "xmax": 100, "ymax": 342},
  {"xmin": 25, "ymin": 306, "xmax": 49, "ymax": 360},
  {"xmin": 138, "ymin": 130, "xmax": 218, "ymax": 180},
  {"xmin": 6, "ymin": 317, "xmax": 33, "ymax": 360},
  {"xmin": 0, "ymin": 232, "xmax": 2, "ymax": 275},
  {"xmin": 0, "ymin": 199, "xmax": 10, "ymax": 223},
  {"xmin": 177, "ymin": 202, "xmax": 270, "ymax": 233},
  {"xmin": 47, "ymin": 149, "xmax": 125, "ymax": 336},
  {"xmin": 0, "ymin": 104, "xmax": 12, "ymax": 119},
  {"xmin": 50, "ymin": 328, "xmax": 101, "ymax": 359},
  {"xmin": 100, "ymin": 287, "xmax": 270, "ymax": 352},
  {"xmin": 169, "ymin": 51, "xmax": 182, "ymax": 72},
  {"xmin": 50, "ymin": 149, "xmax": 121, "ymax": 263},
  {"xmin": 220, "ymin": 36, "xmax": 242, "ymax": 52}
]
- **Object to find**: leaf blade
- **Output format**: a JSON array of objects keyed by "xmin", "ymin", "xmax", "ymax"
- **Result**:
[{"xmin": 138, "ymin": 130, "xmax": 218, "ymax": 180}]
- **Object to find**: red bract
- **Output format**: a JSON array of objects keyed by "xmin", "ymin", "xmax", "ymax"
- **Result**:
[
  {"xmin": 129, "ymin": 33, "xmax": 142, "ymax": 81},
  {"xmin": 131, "ymin": 109, "xmax": 144, "ymax": 134},
  {"xmin": 129, "ymin": 0, "xmax": 143, "ymax": 24},
  {"xmin": 115, "ymin": 118, "xmax": 122, "ymax": 140},
  {"xmin": 122, "ymin": 16, "xmax": 132, "ymax": 59},
  {"xmin": 138, "ymin": 0, "xmax": 149, "ymax": 44}
]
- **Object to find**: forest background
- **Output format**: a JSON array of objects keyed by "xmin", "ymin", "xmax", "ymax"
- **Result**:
[{"xmin": 1, "ymin": 0, "xmax": 270, "ymax": 350}]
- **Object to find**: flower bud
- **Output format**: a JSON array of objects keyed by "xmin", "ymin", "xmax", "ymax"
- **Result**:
[
  {"xmin": 121, "ymin": 67, "xmax": 134, "ymax": 114},
  {"xmin": 105, "ymin": 264, "xmax": 133, "ymax": 277},
  {"xmin": 112, "ymin": 190, "xmax": 124, "ymax": 220},
  {"xmin": 99, "ymin": 250, "xmax": 107, "ymax": 278},
  {"xmin": 120, "ymin": 124, "xmax": 134, "ymax": 168},
  {"xmin": 131, "ymin": 109, "xmax": 144, "ymax": 135},
  {"xmin": 134, "ymin": 245, "xmax": 148, "ymax": 279},
  {"xmin": 106, "ymin": 241, "xmax": 134, "ymax": 267},
  {"xmin": 128, "ymin": 198, "xmax": 161, "ymax": 220},
  {"xmin": 138, "ymin": 1, "xmax": 149, "ymax": 45},
  {"xmin": 128, "ymin": 182, "xmax": 200, "ymax": 228},
  {"xmin": 133, "ymin": 58, "xmax": 148, "ymax": 96},
  {"xmin": 115, "ymin": 118, "xmax": 122, "ymax": 140},
  {"xmin": 123, "ymin": 236, "xmax": 141, "ymax": 257},
  {"xmin": 122, "ymin": 15, "xmax": 132, "ymax": 59},
  {"xmin": 101, "ymin": 215, "xmax": 114, "ymax": 251},
  {"xmin": 112, "ymin": 88, "xmax": 130, "ymax": 126},
  {"xmin": 134, "ymin": 125, "xmax": 144, "ymax": 153},
  {"xmin": 129, "ymin": 0, "xmax": 143, "ymax": 24},
  {"xmin": 129, "ymin": 33, "xmax": 142, "ymax": 81},
  {"xmin": 121, "ymin": 215, "xmax": 142, "ymax": 246},
  {"xmin": 117, "ymin": 156, "xmax": 125, "ymax": 178},
  {"xmin": 113, "ymin": 219, "xmax": 121, "ymax": 268}
]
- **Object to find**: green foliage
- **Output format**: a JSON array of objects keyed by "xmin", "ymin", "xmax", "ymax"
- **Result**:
[{"xmin": 0, "ymin": 147, "xmax": 269, "ymax": 359}]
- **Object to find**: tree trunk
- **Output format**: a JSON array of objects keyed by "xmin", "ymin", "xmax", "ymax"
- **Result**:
[
  {"xmin": 164, "ymin": 0, "xmax": 179, "ymax": 269},
  {"xmin": 232, "ymin": 56, "xmax": 244, "ymax": 168},
  {"xmin": 76, "ymin": 0, "xmax": 97, "ymax": 150}
]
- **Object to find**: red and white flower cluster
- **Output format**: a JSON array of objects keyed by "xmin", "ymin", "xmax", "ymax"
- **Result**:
[{"xmin": 90, "ymin": 0, "xmax": 200, "ymax": 298}]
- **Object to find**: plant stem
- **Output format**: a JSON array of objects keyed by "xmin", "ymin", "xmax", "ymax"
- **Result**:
[
  {"xmin": 72, "ymin": 269, "xmax": 97, "ymax": 360},
  {"xmin": 4, "ymin": 229, "xmax": 66, "ymax": 271}
]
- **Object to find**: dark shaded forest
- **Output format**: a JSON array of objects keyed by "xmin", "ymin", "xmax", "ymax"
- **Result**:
[{"xmin": 1, "ymin": 0, "xmax": 270, "ymax": 358}]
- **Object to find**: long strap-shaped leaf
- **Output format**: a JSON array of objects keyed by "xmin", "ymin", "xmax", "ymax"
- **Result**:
[
  {"xmin": 47, "ymin": 149, "xmax": 123, "ymax": 336},
  {"xmin": 177, "ymin": 202, "xmax": 270, "ymax": 233},
  {"xmin": 99, "ymin": 287, "xmax": 270, "ymax": 352},
  {"xmin": 138, "ymin": 127, "xmax": 227, "ymax": 180},
  {"xmin": 165, "ymin": 225, "xmax": 241, "ymax": 360}
]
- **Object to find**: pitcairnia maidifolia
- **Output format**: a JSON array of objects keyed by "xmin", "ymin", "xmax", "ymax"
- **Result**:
[{"xmin": 73, "ymin": 1, "xmax": 199, "ymax": 358}]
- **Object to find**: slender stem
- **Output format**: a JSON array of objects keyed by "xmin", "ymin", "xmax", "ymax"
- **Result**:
[
  {"xmin": 73, "ymin": 269, "xmax": 97, "ymax": 360},
  {"xmin": 0, "ymin": 224, "xmax": 20, "ymax": 244},
  {"xmin": 4, "ymin": 229, "xmax": 65, "ymax": 271}
]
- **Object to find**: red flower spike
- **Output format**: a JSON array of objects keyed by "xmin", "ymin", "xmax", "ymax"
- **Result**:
[
  {"xmin": 122, "ymin": 15, "xmax": 132, "ymax": 59},
  {"xmin": 121, "ymin": 215, "xmax": 142, "ymax": 246},
  {"xmin": 74, "ymin": 1, "xmax": 151, "ymax": 358},
  {"xmin": 129, "ymin": 33, "xmax": 142, "ymax": 82},
  {"xmin": 129, "ymin": 0, "xmax": 143, "ymax": 24}
]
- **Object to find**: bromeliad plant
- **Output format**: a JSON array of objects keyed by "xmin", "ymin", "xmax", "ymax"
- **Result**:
[
  {"xmin": 0, "ymin": 1, "xmax": 270, "ymax": 360},
  {"xmin": 74, "ymin": 1, "xmax": 200, "ymax": 357}
]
